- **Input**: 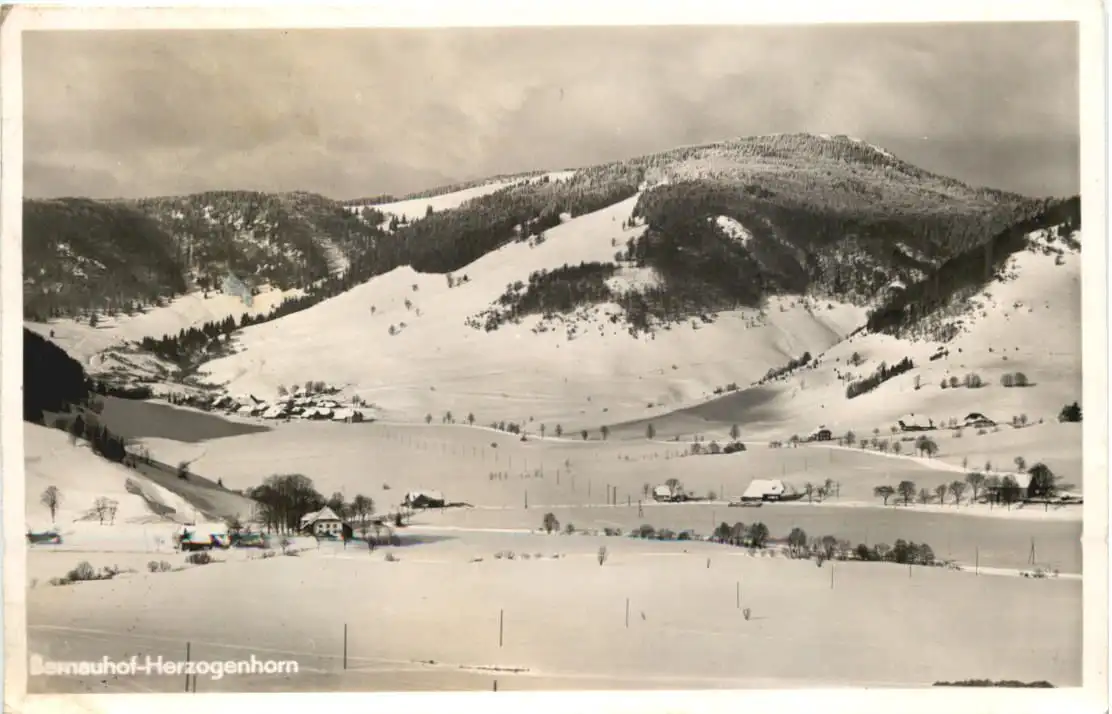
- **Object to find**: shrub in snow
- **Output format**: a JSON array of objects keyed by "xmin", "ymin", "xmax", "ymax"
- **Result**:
[{"xmin": 68, "ymin": 562, "xmax": 96, "ymax": 582}]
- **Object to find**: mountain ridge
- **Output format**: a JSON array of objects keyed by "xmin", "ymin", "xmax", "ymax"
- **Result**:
[{"xmin": 23, "ymin": 133, "xmax": 1079, "ymax": 431}]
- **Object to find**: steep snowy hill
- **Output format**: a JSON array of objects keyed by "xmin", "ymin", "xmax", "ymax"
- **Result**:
[
  {"xmin": 199, "ymin": 195, "xmax": 866, "ymax": 427},
  {"xmin": 24, "ymin": 422, "xmax": 197, "ymax": 529},
  {"xmin": 27, "ymin": 133, "xmax": 1076, "ymax": 433},
  {"xmin": 619, "ymin": 223, "xmax": 1082, "ymax": 442}
]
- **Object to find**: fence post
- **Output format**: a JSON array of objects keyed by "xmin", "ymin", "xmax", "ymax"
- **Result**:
[
  {"xmin": 499, "ymin": 609, "xmax": 504, "ymax": 648},
  {"xmin": 185, "ymin": 642, "xmax": 191, "ymax": 692},
  {"xmin": 625, "ymin": 598, "xmax": 630, "ymax": 628},
  {"xmin": 344, "ymin": 623, "xmax": 348, "ymax": 669},
  {"xmin": 736, "ymin": 581, "xmax": 740, "ymax": 608}
]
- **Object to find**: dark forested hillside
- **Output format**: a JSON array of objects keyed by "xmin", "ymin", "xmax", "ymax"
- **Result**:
[
  {"xmin": 23, "ymin": 191, "xmax": 387, "ymax": 320},
  {"xmin": 23, "ymin": 199, "xmax": 188, "ymax": 320},
  {"xmin": 375, "ymin": 166, "xmax": 643, "ymax": 273},
  {"xmin": 130, "ymin": 190, "xmax": 385, "ymax": 289},
  {"xmin": 24, "ymin": 328, "xmax": 91, "ymax": 422},
  {"xmin": 866, "ymin": 196, "xmax": 1081, "ymax": 337},
  {"xmin": 447, "ymin": 133, "xmax": 1056, "ymax": 330}
]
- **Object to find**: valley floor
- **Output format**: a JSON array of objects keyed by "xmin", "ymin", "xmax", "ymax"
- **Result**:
[
  {"xmin": 23, "ymin": 399, "xmax": 1087, "ymax": 693},
  {"xmin": 27, "ymin": 531, "xmax": 1081, "ymax": 693}
]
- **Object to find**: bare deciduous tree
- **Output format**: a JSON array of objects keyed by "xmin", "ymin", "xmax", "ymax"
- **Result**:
[
  {"xmin": 40, "ymin": 486, "xmax": 61, "ymax": 524},
  {"xmin": 949, "ymin": 480, "xmax": 967, "ymax": 507}
]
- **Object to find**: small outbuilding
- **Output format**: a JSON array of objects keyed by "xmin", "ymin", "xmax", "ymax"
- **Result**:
[
  {"xmin": 403, "ymin": 490, "xmax": 446, "ymax": 509},
  {"xmin": 652, "ymin": 485, "xmax": 676, "ymax": 502}
]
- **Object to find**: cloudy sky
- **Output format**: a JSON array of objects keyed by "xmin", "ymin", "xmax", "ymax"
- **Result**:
[{"xmin": 23, "ymin": 22, "xmax": 1079, "ymax": 200}]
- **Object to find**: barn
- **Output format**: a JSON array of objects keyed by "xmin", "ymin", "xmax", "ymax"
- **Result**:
[{"xmin": 403, "ymin": 490, "xmax": 446, "ymax": 509}]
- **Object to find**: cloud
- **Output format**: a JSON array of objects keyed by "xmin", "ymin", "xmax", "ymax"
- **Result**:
[{"xmin": 22, "ymin": 23, "xmax": 1080, "ymax": 199}]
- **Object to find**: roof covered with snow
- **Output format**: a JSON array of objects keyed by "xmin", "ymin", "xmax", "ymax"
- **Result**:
[{"xmin": 742, "ymin": 479, "xmax": 786, "ymax": 499}]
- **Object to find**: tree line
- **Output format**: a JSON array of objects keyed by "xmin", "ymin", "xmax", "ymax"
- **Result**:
[
  {"xmin": 873, "ymin": 462, "xmax": 1072, "ymax": 509},
  {"xmin": 467, "ymin": 262, "xmax": 619, "ymax": 332},
  {"xmin": 845, "ymin": 356, "xmax": 915, "ymax": 399}
]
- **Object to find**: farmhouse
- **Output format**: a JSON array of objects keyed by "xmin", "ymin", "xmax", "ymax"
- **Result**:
[
  {"xmin": 897, "ymin": 413, "xmax": 934, "ymax": 432},
  {"xmin": 740, "ymin": 479, "xmax": 787, "ymax": 502},
  {"xmin": 261, "ymin": 404, "xmax": 287, "ymax": 419},
  {"xmin": 652, "ymin": 485, "xmax": 680, "ymax": 502},
  {"xmin": 963, "ymin": 412, "xmax": 996, "ymax": 428},
  {"xmin": 809, "ymin": 426, "xmax": 832, "ymax": 441},
  {"xmin": 300, "ymin": 506, "xmax": 351, "ymax": 538},
  {"xmin": 403, "ymin": 490, "xmax": 446, "ymax": 509}
]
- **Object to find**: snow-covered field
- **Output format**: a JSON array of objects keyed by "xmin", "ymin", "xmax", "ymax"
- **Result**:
[
  {"xmin": 28, "ymin": 530, "xmax": 1081, "ymax": 693},
  {"xmin": 128, "ymin": 419, "xmax": 1080, "ymax": 514},
  {"xmin": 24, "ymin": 423, "xmax": 200, "ymax": 531}
]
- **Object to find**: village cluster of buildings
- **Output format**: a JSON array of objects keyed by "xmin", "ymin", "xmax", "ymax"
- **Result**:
[{"xmin": 208, "ymin": 384, "xmax": 369, "ymax": 423}]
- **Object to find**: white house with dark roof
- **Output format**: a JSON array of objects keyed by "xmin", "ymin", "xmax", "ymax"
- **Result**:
[
  {"xmin": 300, "ymin": 506, "xmax": 347, "ymax": 537},
  {"xmin": 741, "ymin": 479, "xmax": 787, "ymax": 502}
]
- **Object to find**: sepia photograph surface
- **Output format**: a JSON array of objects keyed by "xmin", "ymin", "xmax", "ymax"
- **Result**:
[{"xmin": 2, "ymin": 2, "xmax": 1107, "ymax": 711}]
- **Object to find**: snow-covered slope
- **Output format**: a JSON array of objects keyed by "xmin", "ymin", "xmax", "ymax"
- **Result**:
[
  {"xmin": 24, "ymin": 423, "xmax": 199, "ymax": 530},
  {"xmin": 200, "ymin": 195, "xmax": 865, "ymax": 427},
  {"xmin": 670, "ymin": 226, "xmax": 1082, "ymax": 440},
  {"xmin": 350, "ymin": 171, "xmax": 577, "ymax": 223},
  {"xmin": 24, "ymin": 285, "xmax": 303, "ymax": 389}
]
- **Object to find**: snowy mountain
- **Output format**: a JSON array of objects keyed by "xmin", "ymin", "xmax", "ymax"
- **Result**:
[{"xmin": 24, "ymin": 133, "xmax": 1081, "ymax": 437}]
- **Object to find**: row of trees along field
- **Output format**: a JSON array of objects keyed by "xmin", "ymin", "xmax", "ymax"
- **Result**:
[
  {"xmin": 545, "ymin": 509, "xmax": 944, "ymax": 568},
  {"xmin": 873, "ymin": 462, "xmax": 1071, "ymax": 508}
]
